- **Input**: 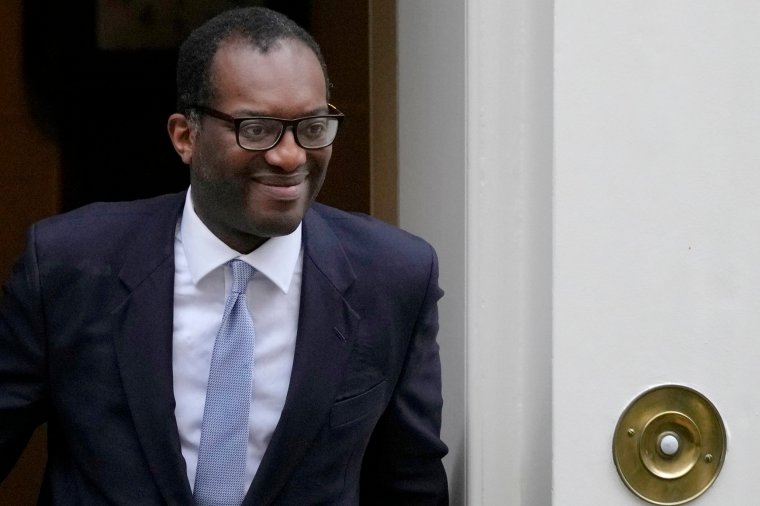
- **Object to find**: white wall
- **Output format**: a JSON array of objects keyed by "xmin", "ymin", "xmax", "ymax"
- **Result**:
[{"xmin": 554, "ymin": 1, "xmax": 760, "ymax": 504}]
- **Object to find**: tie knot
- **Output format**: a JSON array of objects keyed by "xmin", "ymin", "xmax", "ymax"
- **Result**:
[{"xmin": 229, "ymin": 259, "xmax": 255, "ymax": 294}]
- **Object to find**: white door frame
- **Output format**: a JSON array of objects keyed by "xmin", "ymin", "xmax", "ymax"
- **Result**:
[{"xmin": 397, "ymin": 1, "xmax": 553, "ymax": 504}]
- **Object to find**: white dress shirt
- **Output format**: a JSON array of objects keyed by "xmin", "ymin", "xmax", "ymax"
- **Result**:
[{"xmin": 172, "ymin": 189, "xmax": 303, "ymax": 492}]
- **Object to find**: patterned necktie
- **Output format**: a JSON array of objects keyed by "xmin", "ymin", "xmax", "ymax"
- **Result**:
[{"xmin": 194, "ymin": 259, "xmax": 256, "ymax": 506}]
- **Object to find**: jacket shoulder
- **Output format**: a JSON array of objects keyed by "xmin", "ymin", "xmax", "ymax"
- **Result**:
[
  {"xmin": 30, "ymin": 192, "xmax": 185, "ymax": 263},
  {"xmin": 308, "ymin": 203, "xmax": 437, "ymax": 277},
  {"xmin": 34, "ymin": 193, "xmax": 184, "ymax": 246}
]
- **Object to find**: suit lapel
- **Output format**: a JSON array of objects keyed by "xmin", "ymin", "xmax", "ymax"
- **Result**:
[
  {"xmin": 246, "ymin": 207, "xmax": 360, "ymax": 505},
  {"xmin": 111, "ymin": 192, "xmax": 194, "ymax": 504}
]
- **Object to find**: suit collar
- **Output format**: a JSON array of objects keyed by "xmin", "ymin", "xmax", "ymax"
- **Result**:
[
  {"xmin": 111, "ymin": 192, "xmax": 195, "ymax": 504},
  {"xmin": 245, "ymin": 206, "xmax": 361, "ymax": 505},
  {"xmin": 297, "ymin": 205, "xmax": 357, "ymax": 293},
  {"xmin": 117, "ymin": 192, "xmax": 185, "ymax": 291}
]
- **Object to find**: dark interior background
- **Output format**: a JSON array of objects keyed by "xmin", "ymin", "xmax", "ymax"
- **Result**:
[{"xmin": 23, "ymin": 0, "xmax": 368, "ymax": 213}]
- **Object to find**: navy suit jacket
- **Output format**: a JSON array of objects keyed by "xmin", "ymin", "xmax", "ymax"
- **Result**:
[{"xmin": 0, "ymin": 192, "xmax": 448, "ymax": 505}]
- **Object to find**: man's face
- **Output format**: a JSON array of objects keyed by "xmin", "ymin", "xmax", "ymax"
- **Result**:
[{"xmin": 188, "ymin": 39, "xmax": 331, "ymax": 252}]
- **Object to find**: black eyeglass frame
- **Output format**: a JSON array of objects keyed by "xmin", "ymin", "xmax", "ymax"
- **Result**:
[{"xmin": 188, "ymin": 103, "xmax": 345, "ymax": 151}]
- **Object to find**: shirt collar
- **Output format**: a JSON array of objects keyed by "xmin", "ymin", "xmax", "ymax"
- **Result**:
[{"xmin": 179, "ymin": 188, "xmax": 302, "ymax": 293}]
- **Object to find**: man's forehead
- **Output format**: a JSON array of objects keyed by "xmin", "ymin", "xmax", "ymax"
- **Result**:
[
  {"xmin": 214, "ymin": 36, "xmax": 314, "ymax": 62},
  {"xmin": 207, "ymin": 36, "xmax": 328, "ymax": 109},
  {"xmin": 210, "ymin": 38, "xmax": 322, "ymax": 80}
]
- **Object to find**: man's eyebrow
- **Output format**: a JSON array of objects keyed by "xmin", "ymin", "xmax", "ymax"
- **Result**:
[{"xmin": 232, "ymin": 106, "xmax": 330, "ymax": 118}]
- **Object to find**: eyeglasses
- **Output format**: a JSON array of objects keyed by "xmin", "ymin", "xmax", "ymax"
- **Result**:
[{"xmin": 189, "ymin": 104, "xmax": 344, "ymax": 151}]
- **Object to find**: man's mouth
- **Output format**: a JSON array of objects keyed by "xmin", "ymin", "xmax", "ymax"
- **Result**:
[
  {"xmin": 250, "ymin": 172, "xmax": 308, "ymax": 200},
  {"xmin": 252, "ymin": 171, "xmax": 307, "ymax": 186}
]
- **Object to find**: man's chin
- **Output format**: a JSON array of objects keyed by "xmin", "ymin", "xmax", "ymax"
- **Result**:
[
  {"xmin": 247, "ymin": 193, "xmax": 317, "ymax": 234},
  {"xmin": 245, "ymin": 211, "xmax": 305, "ymax": 239}
]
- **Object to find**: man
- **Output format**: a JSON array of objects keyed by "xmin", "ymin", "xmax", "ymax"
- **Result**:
[{"xmin": 0, "ymin": 6, "xmax": 448, "ymax": 505}]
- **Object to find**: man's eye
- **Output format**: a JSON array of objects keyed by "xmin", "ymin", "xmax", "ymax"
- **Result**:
[
  {"xmin": 239, "ymin": 121, "xmax": 273, "ymax": 139},
  {"xmin": 301, "ymin": 120, "xmax": 327, "ymax": 139}
]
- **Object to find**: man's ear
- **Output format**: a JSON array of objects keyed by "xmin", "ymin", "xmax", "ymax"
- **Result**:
[{"xmin": 167, "ymin": 113, "xmax": 196, "ymax": 165}]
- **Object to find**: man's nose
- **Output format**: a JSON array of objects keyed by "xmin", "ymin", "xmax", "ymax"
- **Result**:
[{"xmin": 264, "ymin": 128, "xmax": 306, "ymax": 171}]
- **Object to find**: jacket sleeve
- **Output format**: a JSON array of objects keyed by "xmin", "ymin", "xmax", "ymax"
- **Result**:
[
  {"xmin": 0, "ymin": 225, "xmax": 48, "ymax": 482},
  {"xmin": 359, "ymin": 244, "xmax": 449, "ymax": 505}
]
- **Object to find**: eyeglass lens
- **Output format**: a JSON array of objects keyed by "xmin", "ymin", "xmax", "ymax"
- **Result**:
[{"xmin": 238, "ymin": 117, "xmax": 340, "ymax": 150}]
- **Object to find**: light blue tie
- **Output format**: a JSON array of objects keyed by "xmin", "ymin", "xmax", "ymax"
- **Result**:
[{"xmin": 194, "ymin": 259, "xmax": 255, "ymax": 506}]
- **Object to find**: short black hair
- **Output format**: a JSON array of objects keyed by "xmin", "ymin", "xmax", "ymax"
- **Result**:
[{"xmin": 176, "ymin": 7, "xmax": 330, "ymax": 114}]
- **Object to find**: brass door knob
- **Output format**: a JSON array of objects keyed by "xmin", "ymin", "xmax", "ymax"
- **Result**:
[{"xmin": 612, "ymin": 385, "xmax": 726, "ymax": 505}]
